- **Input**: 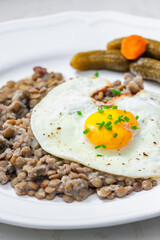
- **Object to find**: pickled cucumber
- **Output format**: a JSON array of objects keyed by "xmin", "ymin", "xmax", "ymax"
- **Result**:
[
  {"xmin": 130, "ymin": 58, "xmax": 160, "ymax": 82},
  {"xmin": 70, "ymin": 50, "xmax": 129, "ymax": 72},
  {"xmin": 107, "ymin": 38, "xmax": 124, "ymax": 50},
  {"xmin": 107, "ymin": 37, "xmax": 160, "ymax": 60},
  {"xmin": 145, "ymin": 39, "xmax": 160, "ymax": 60}
]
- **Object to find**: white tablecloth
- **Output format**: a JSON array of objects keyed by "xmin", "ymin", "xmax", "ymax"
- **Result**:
[{"xmin": 0, "ymin": 0, "xmax": 160, "ymax": 239}]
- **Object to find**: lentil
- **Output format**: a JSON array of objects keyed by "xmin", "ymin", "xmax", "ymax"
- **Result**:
[
  {"xmin": 97, "ymin": 186, "xmax": 112, "ymax": 198},
  {"xmin": 142, "ymin": 179, "xmax": 152, "ymax": 190},
  {"xmin": 41, "ymin": 179, "xmax": 50, "ymax": 188},
  {"xmin": 0, "ymin": 67, "xmax": 157, "ymax": 203},
  {"xmin": 90, "ymin": 177, "xmax": 103, "ymax": 188},
  {"xmin": 133, "ymin": 182, "xmax": 143, "ymax": 192},
  {"xmin": 105, "ymin": 175, "xmax": 117, "ymax": 184}
]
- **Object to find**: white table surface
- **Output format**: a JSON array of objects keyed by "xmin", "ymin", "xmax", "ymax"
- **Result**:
[{"xmin": 1, "ymin": 0, "xmax": 160, "ymax": 239}]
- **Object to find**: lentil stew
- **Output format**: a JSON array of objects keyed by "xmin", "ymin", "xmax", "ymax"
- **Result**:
[{"xmin": 0, "ymin": 67, "xmax": 156, "ymax": 202}]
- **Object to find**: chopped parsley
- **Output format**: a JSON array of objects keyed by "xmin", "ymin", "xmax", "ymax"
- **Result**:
[
  {"xmin": 132, "ymin": 126, "xmax": 137, "ymax": 130},
  {"xmin": 77, "ymin": 111, "xmax": 82, "ymax": 116},
  {"xmin": 124, "ymin": 110, "xmax": 126, "ymax": 113},
  {"xmin": 114, "ymin": 120, "xmax": 119, "ymax": 125},
  {"xmin": 95, "ymin": 145, "xmax": 101, "ymax": 149},
  {"xmin": 104, "ymin": 105, "xmax": 110, "ymax": 109},
  {"xmin": 135, "ymin": 115, "xmax": 139, "ymax": 120},
  {"xmin": 118, "ymin": 115, "xmax": 124, "ymax": 122},
  {"xmin": 83, "ymin": 128, "xmax": 90, "ymax": 134},
  {"xmin": 108, "ymin": 114, "xmax": 112, "ymax": 119},
  {"xmin": 95, "ymin": 144, "xmax": 106, "ymax": 149},
  {"xmin": 113, "ymin": 133, "xmax": 118, "ymax": 138},
  {"xmin": 101, "ymin": 144, "xmax": 106, "ymax": 149},
  {"xmin": 94, "ymin": 72, "xmax": 99, "ymax": 77},
  {"xmin": 98, "ymin": 107, "xmax": 104, "ymax": 113},
  {"xmin": 124, "ymin": 116, "xmax": 130, "ymax": 122},
  {"xmin": 97, "ymin": 154, "xmax": 103, "ymax": 157},
  {"xmin": 112, "ymin": 105, "xmax": 118, "ymax": 109},
  {"xmin": 111, "ymin": 89, "xmax": 121, "ymax": 95},
  {"xmin": 106, "ymin": 126, "xmax": 112, "ymax": 131},
  {"xmin": 105, "ymin": 121, "xmax": 112, "ymax": 127},
  {"xmin": 98, "ymin": 121, "xmax": 105, "ymax": 130}
]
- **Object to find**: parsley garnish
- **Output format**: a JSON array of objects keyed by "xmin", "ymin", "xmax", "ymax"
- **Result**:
[
  {"xmin": 83, "ymin": 128, "xmax": 90, "ymax": 134},
  {"xmin": 98, "ymin": 121, "xmax": 105, "ymax": 130},
  {"xmin": 113, "ymin": 133, "xmax": 118, "ymax": 138},
  {"xmin": 112, "ymin": 105, "xmax": 118, "ymax": 109},
  {"xmin": 77, "ymin": 111, "xmax": 82, "ymax": 116},
  {"xmin": 97, "ymin": 154, "xmax": 103, "ymax": 157},
  {"xmin": 108, "ymin": 114, "xmax": 112, "ymax": 119},
  {"xmin": 104, "ymin": 106, "xmax": 110, "ymax": 109},
  {"xmin": 95, "ymin": 145, "xmax": 101, "ymax": 149},
  {"xmin": 124, "ymin": 116, "xmax": 130, "ymax": 122},
  {"xmin": 114, "ymin": 120, "xmax": 119, "ymax": 125},
  {"xmin": 132, "ymin": 126, "xmax": 137, "ymax": 130},
  {"xmin": 106, "ymin": 126, "xmax": 112, "ymax": 131},
  {"xmin": 118, "ymin": 115, "xmax": 124, "ymax": 122},
  {"xmin": 111, "ymin": 89, "xmax": 121, "ymax": 95},
  {"xmin": 95, "ymin": 144, "xmax": 106, "ymax": 149},
  {"xmin": 101, "ymin": 144, "xmax": 106, "ymax": 149},
  {"xmin": 105, "ymin": 121, "xmax": 112, "ymax": 127},
  {"xmin": 98, "ymin": 107, "xmax": 104, "ymax": 113},
  {"xmin": 95, "ymin": 72, "xmax": 99, "ymax": 77},
  {"xmin": 135, "ymin": 115, "xmax": 139, "ymax": 120}
]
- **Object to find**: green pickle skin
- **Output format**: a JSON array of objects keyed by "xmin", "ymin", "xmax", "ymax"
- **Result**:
[
  {"xmin": 107, "ymin": 38, "xmax": 124, "ymax": 50},
  {"xmin": 130, "ymin": 58, "xmax": 160, "ymax": 82},
  {"xmin": 107, "ymin": 37, "xmax": 160, "ymax": 60},
  {"xmin": 70, "ymin": 50, "xmax": 129, "ymax": 72}
]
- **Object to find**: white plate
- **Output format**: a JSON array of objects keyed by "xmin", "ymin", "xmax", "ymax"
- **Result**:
[{"xmin": 1, "ymin": 11, "xmax": 160, "ymax": 230}]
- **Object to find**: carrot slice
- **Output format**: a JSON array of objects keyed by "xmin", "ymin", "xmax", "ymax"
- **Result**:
[{"xmin": 121, "ymin": 35, "xmax": 148, "ymax": 60}]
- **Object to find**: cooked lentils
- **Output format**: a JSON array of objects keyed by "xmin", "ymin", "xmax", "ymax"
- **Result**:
[
  {"xmin": 93, "ymin": 73, "xmax": 144, "ymax": 101},
  {"xmin": 0, "ymin": 67, "xmax": 157, "ymax": 202}
]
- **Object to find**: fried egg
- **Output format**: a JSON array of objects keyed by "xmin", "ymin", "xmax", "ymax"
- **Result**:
[{"xmin": 31, "ymin": 77, "xmax": 160, "ymax": 178}]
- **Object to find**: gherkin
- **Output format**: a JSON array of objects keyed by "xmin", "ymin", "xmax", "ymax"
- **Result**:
[
  {"xmin": 107, "ymin": 37, "xmax": 160, "ymax": 60},
  {"xmin": 130, "ymin": 58, "xmax": 160, "ymax": 82},
  {"xmin": 70, "ymin": 50, "xmax": 129, "ymax": 72},
  {"xmin": 107, "ymin": 38, "xmax": 123, "ymax": 50}
]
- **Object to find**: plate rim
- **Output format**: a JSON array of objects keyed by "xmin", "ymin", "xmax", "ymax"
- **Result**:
[
  {"xmin": 1, "ymin": 10, "xmax": 160, "ymax": 30},
  {"xmin": 1, "ymin": 10, "xmax": 160, "ymax": 229}
]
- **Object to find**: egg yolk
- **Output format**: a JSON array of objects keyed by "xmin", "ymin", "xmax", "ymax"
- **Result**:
[{"xmin": 84, "ymin": 109, "xmax": 138, "ymax": 149}]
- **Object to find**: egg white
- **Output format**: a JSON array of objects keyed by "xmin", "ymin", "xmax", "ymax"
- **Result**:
[{"xmin": 31, "ymin": 77, "xmax": 160, "ymax": 178}]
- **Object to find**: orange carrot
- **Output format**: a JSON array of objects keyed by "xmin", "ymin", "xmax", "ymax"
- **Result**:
[{"xmin": 121, "ymin": 35, "xmax": 148, "ymax": 60}]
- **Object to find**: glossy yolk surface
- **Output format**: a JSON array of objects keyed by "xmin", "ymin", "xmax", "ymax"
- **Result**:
[{"xmin": 84, "ymin": 109, "xmax": 138, "ymax": 149}]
